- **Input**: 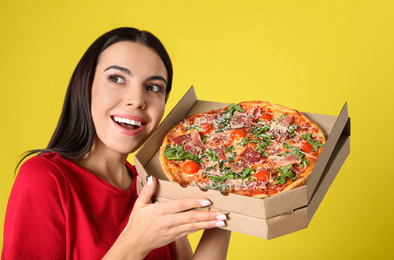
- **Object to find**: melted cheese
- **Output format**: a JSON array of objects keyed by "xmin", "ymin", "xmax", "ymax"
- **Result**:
[{"xmin": 269, "ymin": 121, "xmax": 288, "ymax": 132}]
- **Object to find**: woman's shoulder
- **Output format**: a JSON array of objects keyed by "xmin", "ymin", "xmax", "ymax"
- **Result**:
[
  {"xmin": 18, "ymin": 152, "xmax": 72, "ymax": 185},
  {"xmin": 21, "ymin": 152, "xmax": 66, "ymax": 171}
]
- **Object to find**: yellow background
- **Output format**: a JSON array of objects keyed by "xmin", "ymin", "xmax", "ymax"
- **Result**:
[{"xmin": 1, "ymin": 0, "xmax": 393, "ymax": 259}]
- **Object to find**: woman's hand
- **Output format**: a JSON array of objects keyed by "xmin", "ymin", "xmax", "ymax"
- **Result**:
[{"xmin": 104, "ymin": 176, "xmax": 227, "ymax": 259}]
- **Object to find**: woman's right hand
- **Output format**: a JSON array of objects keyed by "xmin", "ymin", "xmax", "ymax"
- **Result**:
[{"xmin": 104, "ymin": 176, "xmax": 227, "ymax": 259}]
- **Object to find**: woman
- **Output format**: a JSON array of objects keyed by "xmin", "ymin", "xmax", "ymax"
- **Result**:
[{"xmin": 2, "ymin": 27, "xmax": 231, "ymax": 259}]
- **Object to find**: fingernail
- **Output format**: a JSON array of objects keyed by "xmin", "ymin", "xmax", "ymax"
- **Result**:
[
  {"xmin": 200, "ymin": 200, "xmax": 211, "ymax": 207},
  {"xmin": 216, "ymin": 215, "xmax": 227, "ymax": 221},
  {"xmin": 215, "ymin": 221, "xmax": 225, "ymax": 227},
  {"xmin": 147, "ymin": 176, "xmax": 153, "ymax": 186}
]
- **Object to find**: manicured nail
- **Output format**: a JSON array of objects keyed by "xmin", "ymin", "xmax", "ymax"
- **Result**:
[
  {"xmin": 215, "ymin": 221, "xmax": 225, "ymax": 227},
  {"xmin": 147, "ymin": 176, "xmax": 153, "ymax": 186},
  {"xmin": 200, "ymin": 200, "xmax": 211, "ymax": 207},
  {"xmin": 216, "ymin": 215, "xmax": 227, "ymax": 221}
]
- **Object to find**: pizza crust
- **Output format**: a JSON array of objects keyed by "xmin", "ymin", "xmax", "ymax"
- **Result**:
[{"xmin": 159, "ymin": 146, "xmax": 176, "ymax": 182}]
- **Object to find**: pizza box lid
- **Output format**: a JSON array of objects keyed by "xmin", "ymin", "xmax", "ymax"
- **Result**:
[{"xmin": 134, "ymin": 86, "xmax": 350, "ymax": 220}]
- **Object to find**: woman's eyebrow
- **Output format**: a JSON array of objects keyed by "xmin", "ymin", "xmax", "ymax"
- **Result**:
[
  {"xmin": 104, "ymin": 65, "xmax": 132, "ymax": 76},
  {"xmin": 147, "ymin": 75, "xmax": 167, "ymax": 85}
]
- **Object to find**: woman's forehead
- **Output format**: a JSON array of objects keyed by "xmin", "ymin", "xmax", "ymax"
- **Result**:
[{"xmin": 96, "ymin": 41, "xmax": 167, "ymax": 77}]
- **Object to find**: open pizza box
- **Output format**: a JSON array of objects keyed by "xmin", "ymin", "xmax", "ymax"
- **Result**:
[{"xmin": 134, "ymin": 86, "xmax": 351, "ymax": 239}]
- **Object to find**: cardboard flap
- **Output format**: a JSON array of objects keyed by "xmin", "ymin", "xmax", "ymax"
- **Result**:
[
  {"xmin": 308, "ymin": 131, "xmax": 350, "ymax": 222},
  {"xmin": 306, "ymin": 103, "xmax": 349, "ymax": 201}
]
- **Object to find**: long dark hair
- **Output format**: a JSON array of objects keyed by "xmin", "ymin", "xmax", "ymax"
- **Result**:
[{"xmin": 17, "ymin": 27, "xmax": 173, "ymax": 168}]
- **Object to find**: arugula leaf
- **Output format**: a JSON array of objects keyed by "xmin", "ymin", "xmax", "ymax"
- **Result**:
[
  {"xmin": 256, "ymin": 141, "xmax": 271, "ymax": 156},
  {"xmin": 216, "ymin": 103, "xmax": 244, "ymax": 132},
  {"xmin": 185, "ymin": 125, "xmax": 201, "ymax": 132},
  {"xmin": 203, "ymin": 183, "xmax": 230, "ymax": 193},
  {"xmin": 241, "ymin": 168, "xmax": 255, "ymax": 180},
  {"xmin": 207, "ymin": 149, "xmax": 219, "ymax": 162},
  {"xmin": 283, "ymin": 142, "xmax": 303, "ymax": 157},
  {"xmin": 227, "ymin": 152, "xmax": 236, "ymax": 161},
  {"xmin": 273, "ymin": 165, "xmax": 298, "ymax": 185},
  {"xmin": 302, "ymin": 133, "xmax": 324, "ymax": 151},
  {"xmin": 252, "ymin": 124, "xmax": 271, "ymax": 137},
  {"xmin": 239, "ymin": 137, "xmax": 261, "ymax": 146},
  {"xmin": 163, "ymin": 144, "xmax": 201, "ymax": 163},
  {"xmin": 282, "ymin": 142, "xmax": 310, "ymax": 166},
  {"xmin": 222, "ymin": 103, "xmax": 244, "ymax": 116},
  {"xmin": 205, "ymin": 167, "xmax": 255, "ymax": 183},
  {"xmin": 277, "ymin": 114, "xmax": 288, "ymax": 121},
  {"xmin": 205, "ymin": 172, "xmax": 239, "ymax": 182},
  {"xmin": 201, "ymin": 135, "xmax": 209, "ymax": 144},
  {"xmin": 225, "ymin": 145, "xmax": 235, "ymax": 153},
  {"xmin": 288, "ymin": 124, "xmax": 296, "ymax": 137}
]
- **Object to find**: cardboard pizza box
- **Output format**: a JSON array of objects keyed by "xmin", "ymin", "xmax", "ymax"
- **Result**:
[{"xmin": 134, "ymin": 86, "xmax": 351, "ymax": 239}]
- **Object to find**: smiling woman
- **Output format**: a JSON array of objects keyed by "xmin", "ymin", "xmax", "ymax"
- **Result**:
[
  {"xmin": 2, "ymin": 27, "xmax": 231, "ymax": 260},
  {"xmin": 90, "ymin": 41, "xmax": 167, "ymax": 155}
]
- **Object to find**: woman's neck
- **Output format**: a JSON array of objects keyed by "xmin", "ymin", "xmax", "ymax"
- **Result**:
[{"xmin": 75, "ymin": 141, "xmax": 132, "ymax": 191}]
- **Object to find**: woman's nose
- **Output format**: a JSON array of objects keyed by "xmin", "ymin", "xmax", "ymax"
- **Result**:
[{"xmin": 125, "ymin": 86, "xmax": 146, "ymax": 109}]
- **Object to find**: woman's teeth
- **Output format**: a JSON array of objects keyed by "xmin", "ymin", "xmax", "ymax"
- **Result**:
[{"xmin": 113, "ymin": 116, "xmax": 142, "ymax": 127}]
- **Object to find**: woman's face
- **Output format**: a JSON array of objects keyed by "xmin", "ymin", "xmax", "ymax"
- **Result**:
[{"xmin": 90, "ymin": 41, "xmax": 167, "ymax": 155}]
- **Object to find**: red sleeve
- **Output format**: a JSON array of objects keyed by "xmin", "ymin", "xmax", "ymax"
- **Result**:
[{"xmin": 2, "ymin": 156, "xmax": 68, "ymax": 259}]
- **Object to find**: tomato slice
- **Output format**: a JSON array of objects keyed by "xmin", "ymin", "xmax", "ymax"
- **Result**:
[
  {"xmin": 182, "ymin": 161, "xmax": 200, "ymax": 174},
  {"xmin": 259, "ymin": 113, "xmax": 272, "ymax": 123},
  {"xmin": 300, "ymin": 141, "xmax": 313, "ymax": 153},
  {"xmin": 253, "ymin": 170, "xmax": 270, "ymax": 182},
  {"xmin": 199, "ymin": 122, "xmax": 213, "ymax": 135},
  {"xmin": 230, "ymin": 129, "xmax": 247, "ymax": 141}
]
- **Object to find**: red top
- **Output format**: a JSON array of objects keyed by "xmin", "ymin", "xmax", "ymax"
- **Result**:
[{"xmin": 2, "ymin": 152, "xmax": 175, "ymax": 259}]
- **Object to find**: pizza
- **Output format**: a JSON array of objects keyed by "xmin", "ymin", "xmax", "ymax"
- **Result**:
[{"xmin": 159, "ymin": 101, "xmax": 326, "ymax": 199}]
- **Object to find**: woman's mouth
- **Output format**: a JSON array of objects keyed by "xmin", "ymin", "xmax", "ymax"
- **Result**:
[{"xmin": 112, "ymin": 116, "xmax": 144, "ymax": 130}]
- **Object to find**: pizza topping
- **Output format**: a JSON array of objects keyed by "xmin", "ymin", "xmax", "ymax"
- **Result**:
[
  {"xmin": 240, "ymin": 147, "xmax": 261, "ymax": 164},
  {"xmin": 169, "ymin": 134, "xmax": 191, "ymax": 145},
  {"xmin": 279, "ymin": 114, "xmax": 294, "ymax": 127},
  {"xmin": 214, "ymin": 147, "xmax": 226, "ymax": 160},
  {"xmin": 206, "ymin": 149, "xmax": 219, "ymax": 162},
  {"xmin": 259, "ymin": 113, "xmax": 272, "ymax": 124},
  {"xmin": 302, "ymin": 133, "xmax": 324, "ymax": 151},
  {"xmin": 185, "ymin": 125, "xmax": 200, "ymax": 132},
  {"xmin": 274, "ymin": 153, "xmax": 301, "ymax": 167},
  {"xmin": 164, "ymin": 144, "xmax": 201, "ymax": 163},
  {"xmin": 251, "ymin": 124, "xmax": 272, "ymax": 138},
  {"xmin": 230, "ymin": 129, "xmax": 247, "ymax": 141},
  {"xmin": 283, "ymin": 142, "xmax": 311, "ymax": 167},
  {"xmin": 184, "ymin": 143, "xmax": 200, "ymax": 155},
  {"xmin": 253, "ymin": 169, "xmax": 271, "ymax": 182},
  {"xmin": 237, "ymin": 181, "xmax": 267, "ymax": 191},
  {"xmin": 216, "ymin": 103, "xmax": 244, "ymax": 132},
  {"xmin": 288, "ymin": 124, "xmax": 296, "ymax": 137},
  {"xmin": 190, "ymin": 129, "xmax": 206, "ymax": 150},
  {"xmin": 256, "ymin": 141, "xmax": 271, "ymax": 156},
  {"xmin": 182, "ymin": 161, "xmax": 201, "ymax": 174},
  {"xmin": 199, "ymin": 122, "xmax": 214, "ymax": 135},
  {"xmin": 230, "ymin": 111, "xmax": 247, "ymax": 128},
  {"xmin": 274, "ymin": 165, "xmax": 298, "ymax": 185},
  {"xmin": 300, "ymin": 140, "xmax": 313, "ymax": 153},
  {"xmin": 291, "ymin": 165, "xmax": 305, "ymax": 174},
  {"xmin": 229, "ymin": 163, "xmax": 243, "ymax": 173}
]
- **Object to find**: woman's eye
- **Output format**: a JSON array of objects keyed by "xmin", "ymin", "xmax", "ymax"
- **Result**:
[
  {"xmin": 108, "ymin": 75, "xmax": 125, "ymax": 84},
  {"xmin": 147, "ymin": 84, "xmax": 163, "ymax": 93}
]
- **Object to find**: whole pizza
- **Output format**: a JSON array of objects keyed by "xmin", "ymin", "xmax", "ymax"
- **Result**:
[{"xmin": 159, "ymin": 101, "xmax": 326, "ymax": 199}]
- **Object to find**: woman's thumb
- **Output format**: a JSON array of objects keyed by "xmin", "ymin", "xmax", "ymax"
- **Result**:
[{"xmin": 135, "ymin": 176, "xmax": 157, "ymax": 207}]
